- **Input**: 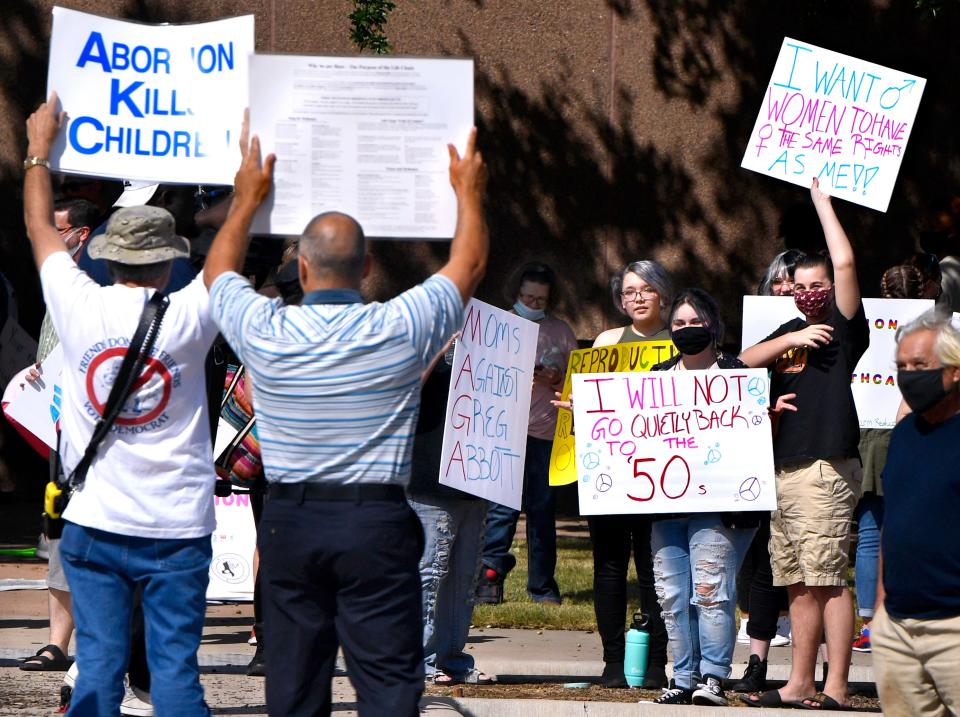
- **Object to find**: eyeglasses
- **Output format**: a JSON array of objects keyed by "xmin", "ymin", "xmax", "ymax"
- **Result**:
[
  {"xmin": 621, "ymin": 287, "xmax": 658, "ymax": 301},
  {"xmin": 519, "ymin": 292, "xmax": 548, "ymax": 305}
]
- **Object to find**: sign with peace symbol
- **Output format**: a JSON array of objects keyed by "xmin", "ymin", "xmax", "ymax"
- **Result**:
[
  {"xmin": 738, "ymin": 476, "xmax": 762, "ymax": 502},
  {"xmin": 595, "ymin": 473, "xmax": 613, "ymax": 493}
]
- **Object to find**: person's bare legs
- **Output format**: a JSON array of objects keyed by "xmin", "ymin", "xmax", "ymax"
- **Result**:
[
  {"xmin": 818, "ymin": 585, "xmax": 853, "ymax": 704},
  {"xmin": 749, "ymin": 637, "xmax": 771, "ymax": 661},
  {"xmin": 775, "ymin": 583, "xmax": 819, "ymax": 701},
  {"xmin": 48, "ymin": 588, "xmax": 74, "ymax": 656}
]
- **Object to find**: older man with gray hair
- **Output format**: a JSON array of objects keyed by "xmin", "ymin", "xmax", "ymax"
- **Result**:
[{"xmin": 872, "ymin": 308, "xmax": 960, "ymax": 717}]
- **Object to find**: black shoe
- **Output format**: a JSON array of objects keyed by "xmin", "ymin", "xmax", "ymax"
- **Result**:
[
  {"xmin": 642, "ymin": 662, "xmax": 668, "ymax": 689},
  {"xmin": 600, "ymin": 661, "xmax": 627, "ymax": 688},
  {"xmin": 653, "ymin": 680, "xmax": 693, "ymax": 705},
  {"xmin": 475, "ymin": 567, "xmax": 505, "ymax": 605},
  {"xmin": 246, "ymin": 644, "xmax": 265, "ymax": 677},
  {"xmin": 731, "ymin": 654, "xmax": 768, "ymax": 692},
  {"xmin": 692, "ymin": 674, "xmax": 728, "ymax": 706}
]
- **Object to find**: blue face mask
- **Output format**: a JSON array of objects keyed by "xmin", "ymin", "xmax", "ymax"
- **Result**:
[{"xmin": 513, "ymin": 301, "xmax": 545, "ymax": 322}]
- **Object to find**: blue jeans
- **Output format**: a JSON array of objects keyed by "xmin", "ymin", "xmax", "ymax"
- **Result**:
[
  {"xmin": 59, "ymin": 522, "xmax": 211, "ymax": 717},
  {"xmin": 854, "ymin": 492, "xmax": 885, "ymax": 618},
  {"xmin": 408, "ymin": 494, "xmax": 487, "ymax": 678},
  {"xmin": 481, "ymin": 436, "xmax": 559, "ymax": 601},
  {"xmin": 651, "ymin": 515, "xmax": 755, "ymax": 689}
]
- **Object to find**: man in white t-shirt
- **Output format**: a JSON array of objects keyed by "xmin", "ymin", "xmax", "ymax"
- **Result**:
[{"xmin": 22, "ymin": 92, "xmax": 236, "ymax": 716}]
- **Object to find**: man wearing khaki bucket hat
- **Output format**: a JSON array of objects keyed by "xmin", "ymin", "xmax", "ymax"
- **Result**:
[
  {"xmin": 87, "ymin": 204, "xmax": 190, "ymax": 275},
  {"xmin": 22, "ymin": 91, "xmax": 273, "ymax": 717}
]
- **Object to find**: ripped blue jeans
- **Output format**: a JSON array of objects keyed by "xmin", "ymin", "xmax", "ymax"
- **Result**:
[
  {"xmin": 651, "ymin": 515, "xmax": 755, "ymax": 689},
  {"xmin": 407, "ymin": 495, "xmax": 487, "ymax": 679}
]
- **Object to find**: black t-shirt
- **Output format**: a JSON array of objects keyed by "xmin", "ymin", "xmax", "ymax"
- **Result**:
[
  {"xmin": 764, "ymin": 303, "xmax": 869, "ymax": 465},
  {"xmin": 881, "ymin": 411, "xmax": 960, "ymax": 619},
  {"xmin": 406, "ymin": 360, "xmax": 478, "ymax": 501}
]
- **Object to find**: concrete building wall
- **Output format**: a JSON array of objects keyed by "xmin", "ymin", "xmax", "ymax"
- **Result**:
[{"xmin": 2, "ymin": 1, "xmax": 959, "ymax": 342}]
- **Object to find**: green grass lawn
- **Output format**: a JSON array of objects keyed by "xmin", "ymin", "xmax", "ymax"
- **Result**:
[
  {"xmin": 472, "ymin": 536, "xmax": 646, "ymax": 630},
  {"xmin": 472, "ymin": 536, "xmax": 860, "ymax": 631}
]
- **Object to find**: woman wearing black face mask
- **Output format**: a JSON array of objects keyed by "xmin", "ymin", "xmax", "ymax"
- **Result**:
[{"xmin": 645, "ymin": 289, "xmax": 765, "ymax": 707}]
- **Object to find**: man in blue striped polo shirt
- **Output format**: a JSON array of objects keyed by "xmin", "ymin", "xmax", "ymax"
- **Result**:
[{"xmin": 203, "ymin": 125, "xmax": 488, "ymax": 717}]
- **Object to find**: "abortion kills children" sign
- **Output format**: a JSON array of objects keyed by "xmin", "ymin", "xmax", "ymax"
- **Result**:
[
  {"xmin": 741, "ymin": 37, "xmax": 925, "ymax": 212},
  {"xmin": 46, "ymin": 6, "xmax": 253, "ymax": 185}
]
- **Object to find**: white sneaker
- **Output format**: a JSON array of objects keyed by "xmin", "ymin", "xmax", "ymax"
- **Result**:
[
  {"xmin": 770, "ymin": 615, "xmax": 792, "ymax": 647},
  {"xmin": 120, "ymin": 679, "xmax": 153, "ymax": 717},
  {"xmin": 692, "ymin": 675, "xmax": 728, "ymax": 706},
  {"xmin": 737, "ymin": 617, "xmax": 750, "ymax": 644},
  {"xmin": 63, "ymin": 661, "xmax": 78, "ymax": 689}
]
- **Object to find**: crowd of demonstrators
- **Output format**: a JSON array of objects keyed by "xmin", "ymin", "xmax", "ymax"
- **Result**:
[
  {"xmin": 585, "ymin": 260, "xmax": 672, "ymax": 689},
  {"xmin": 15, "ymin": 86, "xmax": 960, "ymax": 717},
  {"xmin": 647, "ymin": 289, "xmax": 764, "ymax": 707},
  {"xmin": 477, "ymin": 262, "xmax": 577, "ymax": 606}
]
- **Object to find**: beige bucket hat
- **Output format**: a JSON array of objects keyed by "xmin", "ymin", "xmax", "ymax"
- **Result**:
[{"xmin": 87, "ymin": 206, "xmax": 190, "ymax": 265}]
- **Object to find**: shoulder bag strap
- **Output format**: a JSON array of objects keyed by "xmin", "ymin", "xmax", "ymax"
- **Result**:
[{"xmin": 68, "ymin": 291, "xmax": 169, "ymax": 490}]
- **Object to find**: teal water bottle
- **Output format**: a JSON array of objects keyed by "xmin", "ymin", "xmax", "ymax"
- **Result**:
[{"xmin": 624, "ymin": 611, "xmax": 650, "ymax": 687}]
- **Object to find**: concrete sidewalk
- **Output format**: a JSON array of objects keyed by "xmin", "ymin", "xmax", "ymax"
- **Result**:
[{"xmin": 0, "ymin": 559, "xmax": 877, "ymax": 715}]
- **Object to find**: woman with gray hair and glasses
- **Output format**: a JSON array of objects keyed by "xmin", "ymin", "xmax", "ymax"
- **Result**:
[
  {"xmin": 594, "ymin": 260, "xmax": 675, "ymax": 347},
  {"xmin": 588, "ymin": 260, "xmax": 674, "ymax": 688}
]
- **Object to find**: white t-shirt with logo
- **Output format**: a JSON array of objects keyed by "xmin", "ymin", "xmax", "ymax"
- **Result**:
[{"xmin": 40, "ymin": 252, "xmax": 219, "ymax": 538}]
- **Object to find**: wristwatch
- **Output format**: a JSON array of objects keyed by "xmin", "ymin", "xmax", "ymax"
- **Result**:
[{"xmin": 23, "ymin": 156, "xmax": 50, "ymax": 171}]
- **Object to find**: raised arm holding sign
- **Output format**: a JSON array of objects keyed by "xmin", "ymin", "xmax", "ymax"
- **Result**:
[{"xmin": 741, "ymin": 37, "xmax": 925, "ymax": 212}]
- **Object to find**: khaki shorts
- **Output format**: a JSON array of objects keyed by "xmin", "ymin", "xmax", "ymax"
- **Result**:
[{"xmin": 769, "ymin": 457, "xmax": 861, "ymax": 587}]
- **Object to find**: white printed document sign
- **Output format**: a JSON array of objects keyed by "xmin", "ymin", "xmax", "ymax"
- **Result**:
[
  {"xmin": 249, "ymin": 54, "xmax": 474, "ymax": 238},
  {"xmin": 47, "ymin": 6, "xmax": 254, "ymax": 185},
  {"xmin": 742, "ymin": 296, "xmax": 932, "ymax": 428},
  {"xmin": 439, "ymin": 299, "xmax": 538, "ymax": 510},
  {"xmin": 741, "ymin": 37, "xmax": 925, "ymax": 212},
  {"xmin": 572, "ymin": 370, "xmax": 776, "ymax": 515}
]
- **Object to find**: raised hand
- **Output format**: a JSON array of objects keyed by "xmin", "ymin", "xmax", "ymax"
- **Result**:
[
  {"xmin": 448, "ymin": 127, "xmax": 488, "ymax": 201},
  {"xmin": 233, "ymin": 109, "xmax": 275, "ymax": 210},
  {"xmin": 26, "ymin": 91, "xmax": 64, "ymax": 157}
]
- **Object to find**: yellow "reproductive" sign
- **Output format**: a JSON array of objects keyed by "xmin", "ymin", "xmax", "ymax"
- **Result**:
[{"xmin": 549, "ymin": 340, "xmax": 676, "ymax": 486}]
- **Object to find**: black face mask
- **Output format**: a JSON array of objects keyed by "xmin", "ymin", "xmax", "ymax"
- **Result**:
[
  {"xmin": 897, "ymin": 367, "xmax": 954, "ymax": 414},
  {"xmin": 670, "ymin": 326, "xmax": 713, "ymax": 356}
]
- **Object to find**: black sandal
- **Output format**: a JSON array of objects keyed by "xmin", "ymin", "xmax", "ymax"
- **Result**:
[{"xmin": 19, "ymin": 644, "xmax": 71, "ymax": 671}]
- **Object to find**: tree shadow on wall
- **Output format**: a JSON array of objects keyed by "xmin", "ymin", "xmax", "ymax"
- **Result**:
[
  {"xmin": 640, "ymin": 0, "xmax": 960, "ymax": 298},
  {"xmin": 374, "ymin": 32, "xmax": 747, "ymax": 335}
]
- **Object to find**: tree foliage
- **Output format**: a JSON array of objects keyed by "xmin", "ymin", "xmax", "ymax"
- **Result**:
[{"xmin": 349, "ymin": 0, "xmax": 397, "ymax": 54}]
